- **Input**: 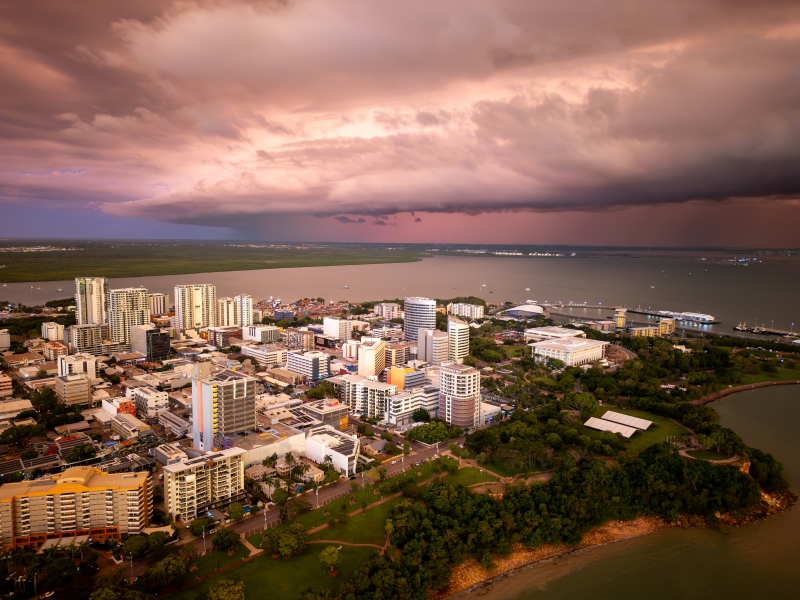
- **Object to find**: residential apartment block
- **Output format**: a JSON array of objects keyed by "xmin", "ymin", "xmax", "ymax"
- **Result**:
[
  {"xmin": 438, "ymin": 363, "xmax": 481, "ymax": 429},
  {"xmin": 192, "ymin": 369, "xmax": 258, "ymax": 452},
  {"xmin": 162, "ymin": 447, "xmax": 246, "ymax": 521},
  {"xmin": 174, "ymin": 284, "xmax": 217, "ymax": 330},
  {"xmin": 0, "ymin": 466, "xmax": 151, "ymax": 549}
]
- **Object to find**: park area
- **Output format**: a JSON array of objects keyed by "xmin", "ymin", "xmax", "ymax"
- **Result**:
[{"xmin": 578, "ymin": 406, "xmax": 688, "ymax": 455}]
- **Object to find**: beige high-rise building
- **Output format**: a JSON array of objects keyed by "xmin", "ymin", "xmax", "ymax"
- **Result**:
[
  {"xmin": 40, "ymin": 322, "xmax": 64, "ymax": 342},
  {"xmin": 147, "ymin": 293, "xmax": 169, "ymax": 316},
  {"xmin": 174, "ymin": 284, "xmax": 217, "ymax": 330},
  {"xmin": 234, "ymin": 294, "xmax": 253, "ymax": 327},
  {"xmin": 217, "ymin": 297, "xmax": 236, "ymax": 327},
  {"xmin": 162, "ymin": 447, "xmax": 246, "ymax": 521},
  {"xmin": 107, "ymin": 287, "xmax": 150, "ymax": 346},
  {"xmin": 0, "ymin": 466, "xmax": 152, "ymax": 549},
  {"xmin": 357, "ymin": 337, "xmax": 386, "ymax": 378},
  {"xmin": 418, "ymin": 328, "xmax": 449, "ymax": 366},
  {"xmin": 447, "ymin": 317, "xmax": 470, "ymax": 365},
  {"xmin": 75, "ymin": 277, "xmax": 107, "ymax": 326},
  {"xmin": 438, "ymin": 363, "xmax": 481, "ymax": 429},
  {"xmin": 58, "ymin": 353, "xmax": 97, "ymax": 378}
]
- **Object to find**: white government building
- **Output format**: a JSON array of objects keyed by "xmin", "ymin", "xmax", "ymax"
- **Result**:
[
  {"xmin": 524, "ymin": 326, "xmax": 587, "ymax": 343},
  {"xmin": 531, "ymin": 338, "xmax": 609, "ymax": 366}
]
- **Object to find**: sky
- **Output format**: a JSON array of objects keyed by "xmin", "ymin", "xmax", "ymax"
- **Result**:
[{"xmin": 1, "ymin": 0, "xmax": 800, "ymax": 246}]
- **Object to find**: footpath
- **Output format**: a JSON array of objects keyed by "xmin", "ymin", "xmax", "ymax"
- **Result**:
[{"xmin": 692, "ymin": 380, "xmax": 800, "ymax": 405}]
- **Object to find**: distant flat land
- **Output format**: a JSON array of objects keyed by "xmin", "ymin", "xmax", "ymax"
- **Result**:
[{"xmin": 0, "ymin": 242, "xmax": 426, "ymax": 282}]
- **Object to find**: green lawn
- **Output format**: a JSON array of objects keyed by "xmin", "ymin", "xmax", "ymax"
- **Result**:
[
  {"xmin": 308, "ymin": 498, "xmax": 401, "ymax": 545},
  {"xmin": 248, "ymin": 462, "xmax": 437, "ymax": 547},
  {"xmin": 738, "ymin": 368, "xmax": 800, "ymax": 385},
  {"xmin": 187, "ymin": 543, "xmax": 249, "ymax": 580},
  {"xmin": 688, "ymin": 449, "xmax": 731, "ymax": 461},
  {"xmin": 443, "ymin": 467, "xmax": 499, "ymax": 487},
  {"xmin": 479, "ymin": 461, "xmax": 548, "ymax": 478},
  {"xmin": 502, "ymin": 346, "xmax": 527, "ymax": 358},
  {"xmin": 171, "ymin": 545, "xmax": 377, "ymax": 600},
  {"xmin": 578, "ymin": 406, "xmax": 688, "ymax": 455}
]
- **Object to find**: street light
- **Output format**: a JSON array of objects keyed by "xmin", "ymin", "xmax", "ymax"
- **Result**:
[{"xmin": 202, "ymin": 530, "xmax": 206, "ymax": 554}]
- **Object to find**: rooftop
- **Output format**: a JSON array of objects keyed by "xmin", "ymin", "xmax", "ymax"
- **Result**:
[
  {"xmin": 531, "ymin": 338, "xmax": 610, "ymax": 351},
  {"xmin": 0, "ymin": 466, "xmax": 149, "ymax": 500}
]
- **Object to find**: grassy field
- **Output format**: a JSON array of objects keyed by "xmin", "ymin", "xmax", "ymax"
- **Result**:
[
  {"xmin": 171, "ymin": 544, "xmax": 377, "ymax": 600},
  {"xmin": 479, "ymin": 461, "xmax": 548, "ymax": 478},
  {"xmin": 688, "ymin": 449, "xmax": 731, "ymax": 461},
  {"xmin": 0, "ymin": 242, "xmax": 426, "ymax": 282},
  {"xmin": 578, "ymin": 406, "xmax": 688, "ymax": 455},
  {"xmin": 501, "ymin": 345, "xmax": 528, "ymax": 359},
  {"xmin": 738, "ymin": 367, "xmax": 800, "ymax": 385},
  {"xmin": 187, "ymin": 543, "xmax": 250, "ymax": 580},
  {"xmin": 442, "ymin": 467, "xmax": 499, "ymax": 486},
  {"xmin": 308, "ymin": 498, "xmax": 400, "ymax": 545}
]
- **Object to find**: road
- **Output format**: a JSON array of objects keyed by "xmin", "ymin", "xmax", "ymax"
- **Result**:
[{"xmin": 127, "ymin": 437, "xmax": 460, "ymax": 577}]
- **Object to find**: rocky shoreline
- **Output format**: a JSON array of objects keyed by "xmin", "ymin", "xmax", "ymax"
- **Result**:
[{"xmin": 433, "ymin": 490, "xmax": 797, "ymax": 599}]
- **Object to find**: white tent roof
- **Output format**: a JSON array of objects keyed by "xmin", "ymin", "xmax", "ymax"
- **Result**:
[
  {"xmin": 602, "ymin": 411, "xmax": 653, "ymax": 431},
  {"xmin": 584, "ymin": 417, "xmax": 636, "ymax": 439}
]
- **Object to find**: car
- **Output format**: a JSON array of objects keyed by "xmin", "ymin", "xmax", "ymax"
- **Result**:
[
  {"xmin": 391, "ymin": 460, "xmax": 396, "ymax": 465},
  {"xmin": 43, "ymin": 592, "xmax": 55, "ymax": 598},
  {"xmin": 208, "ymin": 529, "xmax": 217, "ymax": 535}
]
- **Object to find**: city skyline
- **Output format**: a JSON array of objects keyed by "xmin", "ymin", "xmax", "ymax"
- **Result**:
[{"xmin": 2, "ymin": 1, "xmax": 799, "ymax": 245}]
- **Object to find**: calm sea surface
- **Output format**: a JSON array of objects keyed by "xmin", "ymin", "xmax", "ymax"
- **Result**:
[
  {"xmin": 469, "ymin": 385, "xmax": 800, "ymax": 600},
  {"xmin": 3, "ymin": 255, "xmax": 799, "ymax": 333}
]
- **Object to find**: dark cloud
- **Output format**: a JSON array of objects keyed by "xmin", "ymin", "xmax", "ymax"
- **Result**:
[{"xmin": 0, "ymin": 0, "xmax": 799, "ymax": 239}]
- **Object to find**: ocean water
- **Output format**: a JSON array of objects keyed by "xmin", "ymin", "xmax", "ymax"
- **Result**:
[{"xmin": 3, "ymin": 255, "xmax": 799, "ymax": 334}]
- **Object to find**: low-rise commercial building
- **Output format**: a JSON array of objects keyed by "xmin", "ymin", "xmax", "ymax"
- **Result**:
[
  {"xmin": 130, "ymin": 386, "xmax": 169, "ymax": 419},
  {"xmin": 41, "ymin": 342, "xmax": 69, "ymax": 361},
  {"xmin": 296, "ymin": 399, "xmax": 349, "ymax": 431},
  {"xmin": 0, "ymin": 466, "xmax": 152, "ymax": 549},
  {"xmin": 628, "ymin": 326, "xmax": 660, "ymax": 338},
  {"xmin": 286, "ymin": 327, "xmax": 314, "ymax": 350},
  {"xmin": 242, "ymin": 325, "xmax": 281, "ymax": 344},
  {"xmin": 0, "ymin": 374, "xmax": 12, "ymax": 398},
  {"xmin": 305, "ymin": 425, "xmax": 360, "ymax": 476},
  {"xmin": 446, "ymin": 303, "xmax": 485, "ymax": 320},
  {"xmin": 206, "ymin": 326, "xmax": 243, "ymax": 348},
  {"xmin": 111, "ymin": 413, "xmax": 151, "ymax": 440},
  {"xmin": 286, "ymin": 351, "xmax": 332, "ymax": 381},
  {"xmin": 241, "ymin": 344, "xmax": 287, "ymax": 368},
  {"xmin": 531, "ymin": 338, "xmax": 609, "ymax": 367},
  {"xmin": 154, "ymin": 443, "xmax": 189, "ymax": 466},
  {"xmin": 159, "ymin": 410, "xmax": 191, "ymax": 438},
  {"xmin": 162, "ymin": 447, "xmax": 246, "ymax": 521},
  {"xmin": 55, "ymin": 374, "xmax": 91, "ymax": 406},
  {"xmin": 523, "ymin": 326, "xmax": 587, "ymax": 343}
]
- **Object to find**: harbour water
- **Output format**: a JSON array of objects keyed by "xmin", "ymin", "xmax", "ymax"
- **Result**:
[
  {"xmin": 468, "ymin": 385, "xmax": 800, "ymax": 600},
  {"xmin": 2, "ymin": 254, "xmax": 799, "ymax": 335}
]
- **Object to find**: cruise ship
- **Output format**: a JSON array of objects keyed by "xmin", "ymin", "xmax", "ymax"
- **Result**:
[{"xmin": 658, "ymin": 310, "xmax": 716, "ymax": 324}]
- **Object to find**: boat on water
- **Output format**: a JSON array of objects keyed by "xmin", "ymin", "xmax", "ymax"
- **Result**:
[
  {"xmin": 525, "ymin": 287, "xmax": 530, "ymax": 291},
  {"xmin": 57, "ymin": 288, "xmax": 62, "ymax": 292},
  {"xmin": 650, "ymin": 286, "xmax": 655, "ymax": 289},
  {"xmin": 734, "ymin": 322, "xmax": 747, "ymax": 331},
  {"xmin": 343, "ymin": 285, "xmax": 349, "ymax": 289},
  {"xmin": 688, "ymin": 273, "xmax": 693, "ymax": 276}
]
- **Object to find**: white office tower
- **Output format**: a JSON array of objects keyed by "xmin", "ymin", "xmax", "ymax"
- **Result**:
[
  {"xmin": 41, "ymin": 322, "xmax": 64, "ymax": 342},
  {"xmin": 147, "ymin": 293, "xmax": 169, "ymax": 316},
  {"xmin": 448, "ymin": 317, "xmax": 470, "ymax": 365},
  {"xmin": 217, "ymin": 297, "xmax": 236, "ymax": 327},
  {"xmin": 234, "ymin": 294, "xmax": 253, "ymax": 327},
  {"xmin": 174, "ymin": 284, "xmax": 217, "ymax": 329},
  {"xmin": 192, "ymin": 369, "xmax": 257, "ymax": 451},
  {"xmin": 418, "ymin": 328, "xmax": 450, "ymax": 366},
  {"xmin": 242, "ymin": 325, "xmax": 281, "ymax": 344},
  {"xmin": 375, "ymin": 302, "xmax": 401, "ymax": 320},
  {"xmin": 438, "ymin": 363, "xmax": 481, "ymax": 429},
  {"xmin": 58, "ymin": 353, "xmax": 98, "ymax": 378},
  {"xmin": 107, "ymin": 287, "xmax": 150, "ymax": 346},
  {"xmin": 323, "ymin": 317, "xmax": 352, "ymax": 341},
  {"xmin": 403, "ymin": 297, "xmax": 436, "ymax": 341},
  {"xmin": 358, "ymin": 337, "xmax": 386, "ymax": 377},
  {"xmin": 342, "ymin": 339, "xmax": 361, "ymax": 360},
  {"xmin": 75, "ymin": 277, "xmax": 107, "ymax": 325}
]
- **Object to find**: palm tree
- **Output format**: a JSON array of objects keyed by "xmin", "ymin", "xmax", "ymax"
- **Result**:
[
  {"xmin": 285, "ymin": 451, "xmax": 295, "ymax": 468},
  {"xmin": 323, "ymin": 454, "xmax": 333, "ymax": 469}
]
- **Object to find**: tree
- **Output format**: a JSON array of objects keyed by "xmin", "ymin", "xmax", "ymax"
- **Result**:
[
  {"xmin": 178, "ymin": 543, "xmax": 199, "ymax": 564},
  {"xmin": 278, "ymin": 531, "xmax": 298, "ymax": 557},
  {"xmin": 271, "ymin": 487, "xmax": 289, "ymax": 505},
  {"xmin": 227, "ymin": 502, "xmax": 245, "ymax": 522},
  {"xmin": 564, "ymin": 392, "xmax": 599, "ymax": 418},
  {"xmin": 122, "ymin": 535, "xmax": 148, "ymax": 559},
  {"xmin": 208, "ymin": 579, "xmax": 245, "ymax": 600},
  {"xmin": 147, "ymin": 554, "xmax": 187, "ymax": 587},
  {"xmin": 189, "ymin": 516, "xmax": 215, "ymax": 536},
  {"xmin": 412, "ymin": 408, "xmax": 430, "ymax": 422},
  {"xmin": 260, "ymin": 528, "xmax": 281, "ymax": 555},
  {"xmin": 65, "ymin": 442, "xmax": 97, "ymax": 463},
  {"xmin": 289, "ymin": 522, "xmax": 308, "ymax": 553},
  {"xmin": 147, "ymin": 531, "xmax": 170, "ymax": 552},
  {"xmin": 0, "ymin": 424, "xmax": 46, "ymax": 449},
  {"xmin": 212, "ymin": 527, "xmax": 240, "ymax": 551},
  {"xmin": 323, "ymin": 469, "xmax": 340, "ymax": 485},
  {"xmin": 319, "ymin": 546, "xmax": 339, "ymax": 574},
  {"xmin": 403, "ymin": 441, "xmax": 410, "ymax": 455}
]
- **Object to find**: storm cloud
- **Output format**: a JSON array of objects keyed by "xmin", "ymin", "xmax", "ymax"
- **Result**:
[{"xmin": 1, "ymin": 0, "xmax": 799, "ymax": 236}]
